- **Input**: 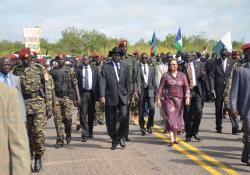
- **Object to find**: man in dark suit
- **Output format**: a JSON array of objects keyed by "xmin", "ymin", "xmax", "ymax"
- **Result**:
[
  {"xmin": 99, "ymin": 47, "xmax": 130, "ymax": 150},
  {"xmin": 0, "ymin": 57, "xmax": 26, "ymax": 122},
  {"xmin": 77, "ymin": 55, "xmax": 99, "ymax": 142},
  {"xmin": 230, "ymin": 43, "xmax": 250, "ymax": 166},
  {"xmin": 214, "ymin": 48, "xmax": 234, "ymax": 133},
  {"xmin": 183, "ymin": 52, "xmax": 207, "ymax": 142},
  {"xmin": 137, "ymin": 53, "xmax": 156, "ymax": 136}
]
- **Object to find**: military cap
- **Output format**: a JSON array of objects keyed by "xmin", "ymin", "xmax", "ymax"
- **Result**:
[
  {"xmin": 4, "ymin": 53, "xmax": 19, "ymax": 60},
  {"xmin": 36, "ymin": 58, "xmax": 46, "ymax": 64},
  {"xmin": 111, "ymin": 47, "xmax": 122, "ymax": 56},
  {"xmin": 19, "ymin": 48, "xmax": 31, "ymax": 59},
  {"xmin": 55, "ymin": 54, "xmax": 66, "ymax": 59},
  {"xmin": 232, "ymin": 50, "xmax": 240, "ymax": 56},
  {"xmin": 241, "ymin": 43, "xmax": 250, "ymax": 50},
  {"xmin": 119, "ymin": 39, "xmax": 128, "ymax": 47}
]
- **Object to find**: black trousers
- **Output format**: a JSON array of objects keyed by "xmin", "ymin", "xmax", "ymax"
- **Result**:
[
  {"xmin": 79, "ymin": 91, "xmax": 95, "ymax": 137},
  {"xmin": 242, "ymin": 114, "xmax": 250, "ymax": 163},
  {"xmin": 105, "ymin": 101, "xmax": 127, "ymax": 142},
  {"xmin": 215, "ymin": 97, "xmax": 224, "ymax": 131},
  {"xmin": 138, "ymin": 88, "xmax": 155, "ymax": 129},
  {"xmin": 124, "ymin": 92, "xmax": 133, "ymax": 139},
  {"xmin": 184, "ymin": 87, "xmax": 204, "ymax": 138}
]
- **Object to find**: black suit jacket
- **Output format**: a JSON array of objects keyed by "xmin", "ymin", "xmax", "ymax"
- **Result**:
[
  {"xmin": 77, "ymin": 65, "xmax": 99, "ymax": 101},
  {"xmin": 137, "ymin": 64, "xmax": 157, "ymax": 97},
  {"xmin": 183, "ymin": 61, "xmax": 207, "ymax": 99},
  {"xmin": 214, "ymin": 58, "xmax": 235, "ymax": 98},
  {"xmin": 99, "ymin": 61, "xmax": 130, "ymax": 106}
]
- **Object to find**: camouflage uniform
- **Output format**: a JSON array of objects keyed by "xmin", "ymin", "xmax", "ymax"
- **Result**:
[
  {"xmin": 18, "ymin": 62, "xmax": 53, "ymax": 156},
  {"xmin": 50, "ymin": 66, "xmax": 77, "ymax": 144},
  {"xmin": 121, "ymin": 54, "xmax": 138, "ymax": 137},
  {"xmin": 224, "ymin": 62, "xmax": 241, "ymax": 133}
]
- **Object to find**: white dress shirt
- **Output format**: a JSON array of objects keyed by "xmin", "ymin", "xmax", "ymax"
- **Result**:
[
  {"xmin": 221, "ymin": 58, "xmax": 227, "ymax": 72},
  {"xmin": 0, "ymin": 72, "xmax": 12, "ymax": 86},
  {"xmin": 82, "ymin": 65, "xmax": 92, "ymax": 90},
  {"xmin": 141, "ymin": 63, "xmax": 149, "ymax": 85},
  {"xmin": 112, "ymin": 61, "xmax": 120, "ymax": 81},
  {"xmin": 190, "ymin": 62, "xmax": 197, "ymax": 87}
]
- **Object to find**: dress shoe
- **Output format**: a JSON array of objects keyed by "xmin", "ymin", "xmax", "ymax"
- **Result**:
[
  {"xmin": 147, "ymin": 126, "xmax": 152, "ymax": 134},
  {"xmin": 88, "ymin": 133, "xmax": 94, "ymax": 139},
  {"xmin": 55, "ymin": 143, "xmax": 63, "ymax": 149},
  {"xmin": 141, "ymin": 128, "xmax": 146, "ymax": 136},
  {"xmin": 125, "ymin": 137, "xmax": 130, "ymax": 141},
  {"xmin": 118, "ymin": 138, "xmax": 126, "ymax": 148},
  {"xmin": 66, "ymin": 135, "xmax": 72, "ymax": 144},
  {"xmin": 185, "ymin": 137, "xmax": 191, "ymax": 142},
  {"xmin": 193, "ymin": 135, "xmax": 201, "ymax": 141},
  {"xmin": 81, "ymin": 136, "xmax": 88, "ymax": 142},
  {"xmin": 76, "ymin": 124, "xmax": 81, "ymax": 131},
  {"xmin": 167, "ymin": 142, "xmax": 174, "ymax": 146},
  {"xmin": 33, "ymin": 154, "xmax": 42, "ymax": 172},
  {"xmin": 216, "ymin": 129, "xmax": 222, "ymax": 133},
  {"xmin": 111, "ymin": 141, "xmax": 118, "ymax": 150},
  {"xmin": 174, "ymin": 141, "xmax": 179, "ymax": 144}
]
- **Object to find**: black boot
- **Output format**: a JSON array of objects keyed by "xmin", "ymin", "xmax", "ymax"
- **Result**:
[{"xmin": 33, "ymin": 154, "xmax": 42, "ymax": 172}]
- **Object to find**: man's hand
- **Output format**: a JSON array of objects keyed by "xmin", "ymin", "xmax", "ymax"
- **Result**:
[
  {"xmin": 185, "ymin": 98, "xmax": 190, "ymax": 106},
  {"xmin": 99, "ymin": 97, "xmax": 105, "ymax": 106},
  {"xmin": 156, "ymin": 99, "xmax": 161, "ymax": 108},
  {"xmin": 231, "ymin": 110, "xmax": 238, "ymax": 118},
  {"xmin": 52, "ymin": 107, "xmax": 57, "ymax": 117},
  {"xmin": 76, "ymin": 99, "xmax": 81, "ymax": 107},
  {"xmin": 47, "ymin": 110, "xmax": 53, "ymax": 119}
]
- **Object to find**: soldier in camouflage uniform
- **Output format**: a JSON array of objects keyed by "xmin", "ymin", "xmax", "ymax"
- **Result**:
[
  {"xmin": 91, "ymin": 53, "xmax": 105, "ymax": 125},
  {"xmin": 119, "ymin": 39, "xmax": 138, "ymax": 141},
  {"xmin": 15, "ymin": 48, "xmax": 53, "ymax": 172},
  {"xmin": 224, "ymin": 51, "xmax": 241, "ymax": 135},
  {"xmin": 50, "ymin": 54, "xmax": 80, "ymax": 148},
  {"xmin": 74, "ymin": 56, "xmax": 82, "ymax": 130}
]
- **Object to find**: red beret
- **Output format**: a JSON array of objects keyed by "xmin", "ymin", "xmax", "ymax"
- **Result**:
[
  {"xmin": 31, "ymin": 51, "xmax": 38, "ymax": 57},
  {"xmin": 91, "ymin": 53, "xmax": 99, "ymax": 58},
  {"xmin": 75, "ymin": 55, "xmax": 82, "ymax": 61},
  {"xmin": 119, "ymin": 39, "xmax": 128, "ymax": 47},
  {"xmin": 36, "ymin": 58, "xmax": 46, "ymax": 64},
  {"xmin": 232, "ymin": 50, "xmax": 240, "ymax": 56},
  {"xmin": 5, "ymin": 53, "xmax": 18, "ymax": 59},
  {"xmin": 241, "ymin": 43, "xmax": 250, "ymax": 50},
  {"xmin": 19, "ymin": 48, "xmax": 31, "ymax": 59},
  {"xmin": 55, "ymin": 54, "xmax": 66, "ymax": 59}
]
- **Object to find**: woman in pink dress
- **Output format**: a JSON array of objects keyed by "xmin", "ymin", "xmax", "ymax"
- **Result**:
[{"xmin": 156, "ymin": 59, "xmax": 190, "ymax": 146}]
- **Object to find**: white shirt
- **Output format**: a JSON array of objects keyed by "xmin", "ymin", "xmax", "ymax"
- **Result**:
[
  {"xmin": 141, "ymin": 63, "xmax": 149, "ymax": 85},
  {"xmin": 0, "ymin": 72, "xmax": 12, "ymax": 86},
  {"xmin": 190, "ymin": 62, "xmax": 197, "ymax": 87},
  {"xmin": 221, "ymin": 58, "xmax": 227, "ymax": 72},
  {"xmin": 112, "ymin": 61, "xmax": 120, "ymax": 81},
  {"xmin": 82, "ymin": 65, "xmax": 92, "ymax": 90}
]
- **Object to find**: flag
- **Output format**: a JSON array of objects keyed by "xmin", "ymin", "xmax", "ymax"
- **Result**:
[
  {"xmin": 150, "ymin": 31, "xmax": 157, "ymax": 57},
  {"xmin": 212, "ymin": 31, "xmax": 232, "ymax": 56},
  {"xmin": 175, "ymin": 27, "xmax": 183, "ymax": 51}
]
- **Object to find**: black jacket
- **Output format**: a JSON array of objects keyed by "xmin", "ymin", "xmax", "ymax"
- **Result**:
[{"xmin": 99, "ymin": 61, "xmax": 130, "ymax": 106}]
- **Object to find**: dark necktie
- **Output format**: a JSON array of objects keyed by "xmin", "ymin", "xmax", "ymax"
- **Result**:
[
  {"xmin": 143, "ymin": 64, "xmax": 146, "ymax": 75},
  {"xmin": 187, "ymin": 64, "xmax": 193, "ymax": 89},
  {"xmin": 85, "ymin": 66, "xmax": 89, "ymax": 89},
  {"xmin": 4, "ymin": 75, "xmax": 9, "ymax": 85},
  {"xmin": 116, "ymin": 63, "xmax": 120, "ymax": 78}
]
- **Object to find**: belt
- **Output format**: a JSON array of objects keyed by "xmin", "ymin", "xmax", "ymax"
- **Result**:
[{"xmin": 23, "ymin": 93, "xmax": 40, "ymax": 99}]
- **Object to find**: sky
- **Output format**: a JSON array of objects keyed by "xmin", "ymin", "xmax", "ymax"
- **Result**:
[{"xmin": 0, "ymin": 0, "xmax": 249, "ymax": 44}]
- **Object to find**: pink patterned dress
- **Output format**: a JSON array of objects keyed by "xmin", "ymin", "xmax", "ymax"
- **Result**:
[{"xmin": 157, "ymin": 72, "xmax": 190, "ymax": 132}]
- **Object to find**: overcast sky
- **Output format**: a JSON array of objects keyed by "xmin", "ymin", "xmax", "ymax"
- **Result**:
[{"xmin": 0, "ymin": 0, "xmax": 249, "ymax": 44}]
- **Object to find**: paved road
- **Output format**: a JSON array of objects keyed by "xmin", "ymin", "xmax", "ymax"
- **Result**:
[{"xmin": 36, "ymin": 103, "xmax": 250, "ymax": 175}]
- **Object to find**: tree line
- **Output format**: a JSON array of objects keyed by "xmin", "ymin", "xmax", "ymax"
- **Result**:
[{"xmin": 0, "ymin": 27, "xmax": 245, "ymax": 57}]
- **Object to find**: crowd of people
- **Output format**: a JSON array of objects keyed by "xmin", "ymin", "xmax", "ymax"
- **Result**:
[{"xmin": 1, "ymin": 39, "xmax": 250, "ymax": 174}]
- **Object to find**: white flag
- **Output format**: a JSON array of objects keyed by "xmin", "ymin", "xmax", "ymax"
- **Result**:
[{"xmin": 221, "ymin": 31, "xmax": 232, "ymax": 52}]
